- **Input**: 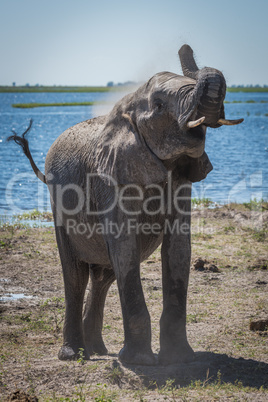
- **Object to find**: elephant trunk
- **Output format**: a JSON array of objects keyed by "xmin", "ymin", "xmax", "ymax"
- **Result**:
[
  {"xmin": 194, "ymin": 67, "xmax": 226, "ymax": 128},
  {"xmin": 178, "ymin": 45, "xmax": 243, "ymax": 128}
]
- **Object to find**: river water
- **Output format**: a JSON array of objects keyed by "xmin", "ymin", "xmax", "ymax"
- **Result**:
[{"xmin": 0, "ymin": 90, "xmax": 267, "ymax": 216}]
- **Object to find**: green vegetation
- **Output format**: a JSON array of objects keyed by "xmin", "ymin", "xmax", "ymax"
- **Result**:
[
  {"xmin": 0, "ymin": 86, "xmax": 113, "ymax": 93},
  {"xmin": 0, "ymin": 210, "xmax": 53, "ymax": 231},
  {"xmin": 0, "ymin": 85, "xmax": 135, "ymax": 93},
  {"xmin": 192, "ymin": 197, "xmax": 213, "ymax": 207},
  {"xmin": 1, "ymin": 85, "xmax": 268, "ymax": 93},
  {"xmin": 13, "ymin": 209, "xmax": 53, "ymax": 221},
  {"xmin": 150, "ymin": 374, "xmax": 267, "ymax": 400},
  {"xmin": 11, "ymin": 99, "xmax": 268, "ymax": 109},
  {"xmin": 224, "ymin": 100, "xmax": 268, "ymax": 104},
  {"xmin": 243, "ymin": 198, "xmax": 268, "ymax": 212},
  {"xmin": 12, "ymin": 102, "xmax": 95, "ymax": 108},
  {"xmin": 227, "ymin": 86, "xmax": 268, "ymax": 93},
  {"xmin": 1, "ymin": 296, "xmax": 65, "ymax": 334}
]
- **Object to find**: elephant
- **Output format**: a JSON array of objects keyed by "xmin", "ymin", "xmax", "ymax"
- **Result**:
[{"xmin": 8, "ymin": 44, "xmax": 243, "ymax": 366}]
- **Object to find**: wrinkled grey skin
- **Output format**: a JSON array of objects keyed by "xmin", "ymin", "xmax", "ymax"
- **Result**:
[{"xmin": 9, "ymin": 45, "xmax": 240, "ymax": 366}]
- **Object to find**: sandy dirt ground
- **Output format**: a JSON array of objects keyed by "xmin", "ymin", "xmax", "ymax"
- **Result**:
[{"xmin": 0, "ymin": 204, "xmax": 267, "ymax": 401}]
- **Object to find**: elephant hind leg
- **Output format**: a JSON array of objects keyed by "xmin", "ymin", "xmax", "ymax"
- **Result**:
[
  {"xmin": 54, "ymin": 224, "xmax": 90, "ymax": 361},
  {"xmin": 83, "ymin": 266, "xmax": 115, "ymax": 355}
]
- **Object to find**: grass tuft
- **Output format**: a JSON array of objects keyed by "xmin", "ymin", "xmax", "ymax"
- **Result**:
[
  {"xmin": 243, "ymin": 198, "xmax": 268, "ymax": 212},
  {"xmin": 192, "ymin": 198, "xmax": 213, "ymax": 208}
]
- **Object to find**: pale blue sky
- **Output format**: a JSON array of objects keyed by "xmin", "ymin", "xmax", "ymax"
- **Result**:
[{"xmin": 1, "ymin": 0, "xmax": 267, "ymax": 86}]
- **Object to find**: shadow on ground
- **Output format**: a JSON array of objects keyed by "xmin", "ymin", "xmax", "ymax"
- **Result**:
[{"xmin": 121, "ymin": 352, "xmax": 268, "ymax": 389}]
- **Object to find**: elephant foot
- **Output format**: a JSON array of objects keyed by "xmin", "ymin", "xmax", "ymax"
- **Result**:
[
  {"xmin": 119, "ymin": 344, "xmax": 157, "ymax": 366},
  {"xmin": 58, "ymin": 345, "xmax": 90, "ymax": 361},
  {"xmin": 87, "ymin": 340, "xmax": 108, "ymax": 356},
  {"xmin": 158, "ymin": 342, "xmax": 195, "ymax": 366}
]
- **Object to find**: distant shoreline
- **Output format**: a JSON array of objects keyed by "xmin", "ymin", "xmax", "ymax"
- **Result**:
[
  {"xmin": 12, "ymin": 101, "xmax": 96, "ymax": 108},
  {"xmin": 0, "ymin": 85, "xmax": 268, "ymax": 93},
  {"xmin": 10, "ymin": 99, "xmax": 268, "ymax": 109},
  {"xmin": 0, "ymin": 86, "xmax": 132, "ymax": 93}
]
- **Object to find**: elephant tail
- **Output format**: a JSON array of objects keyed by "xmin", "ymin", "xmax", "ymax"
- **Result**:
[{"xmin": 7, "ymin": 119, "xmax": 46, "ymax": 184}]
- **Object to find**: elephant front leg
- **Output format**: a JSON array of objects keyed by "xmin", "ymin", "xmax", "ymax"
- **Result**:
[
  {"xmin": 159, "ymin": 234, "xmax": 194, "ymax": 365},
  {"xmin": 117, "ymin": 266, "xmax": 156, "ymax": 365},
  {"xmin": 158, "ymin": 189, "xmax": 194, "ymax": 365},
  {"xmin": 106, "ymin": 222, "xmax": 156, "ymax": 365}
]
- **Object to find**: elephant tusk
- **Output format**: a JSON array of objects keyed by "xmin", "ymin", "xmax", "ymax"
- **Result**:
[
  {"xmin": 217, "ymin": 118, "xmax": 244, "ymax": 126},
  {"xmin": 122, "ymin": 113, "xmax": 135, "ymax": 129},
  {"xmin": 187, "ymin": 116, "xmax": 205, "ymax": 128}
]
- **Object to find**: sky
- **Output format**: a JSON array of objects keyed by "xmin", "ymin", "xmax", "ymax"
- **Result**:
[{"xmin": 1, "ymin": 0, "xmax": 267, "ymax": 87}]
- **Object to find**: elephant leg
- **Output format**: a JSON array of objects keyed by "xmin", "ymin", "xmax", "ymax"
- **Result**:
[
  {"xmin": 158, "ymin": 185, "xmax": 195, "ymax": 365},
  {"xmin": 104, "ymin": 222, "xmax": 155, "ymax": 365},
  {"xmin": 54, "ymin": 224, "xmax": 90, "ymax": 361},
  {"xmin": 116, "ymin": 264, "xmax": 156, "ymax": 366},
  {"xmin": 159, "ymin": 231, "xmax": 194, "ymax": 365},
  {"xmin": 83, "ymin": 266, "xmax": 116, "ymax": 355}
]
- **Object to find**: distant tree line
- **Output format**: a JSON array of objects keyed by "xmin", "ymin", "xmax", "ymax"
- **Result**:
[
  {"xmin": 12, "ymin": 82, "xmax": 41, "ymax": 87},
  {"xmin": 106, "ymin": 81, "xmax": 137, "ymax": 87},
  {"xmin": 230, "ymin": 84, "xmax": 268, "ymax": 88},
  {"xmin": 9, "ymin": 82, "xmax": 268, "ymax": 89},
  {"xmin": 107, "ymin": 82, "xmax": 268, "ymax": 89}
]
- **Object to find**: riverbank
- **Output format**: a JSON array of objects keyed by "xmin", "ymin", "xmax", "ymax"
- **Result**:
[
  {"xmin": 11, "ymin": 102, "xmax": 95, "ymax": 109},
  {"xmin": 0, "ymin": 86, "xmax": 112, "ymax": 93},
  {"xmin": 1, "ymin": 85, "xmax": 267, "ymax": 93},
  {"xmin": 0, "ymin": 203, "xmax": 267, "ymax": 400},
  {"xmin": 10, "ymin": 99, "xmax": 268, "ymax": 109},
  {"xmin": 0, "ymin": 85, "xmax": 134, "ymax": 93}
]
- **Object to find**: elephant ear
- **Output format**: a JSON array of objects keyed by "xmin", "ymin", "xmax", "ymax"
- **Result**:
[
  {"xmin": 95, "ymin": 114, "xmax": 168, "ymax": 186},
  {"xmin": 185, "ymin": 152, "xmax": 213, "ymax": 182}
]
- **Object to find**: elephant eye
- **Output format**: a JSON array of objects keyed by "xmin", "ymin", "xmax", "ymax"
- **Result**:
[{"xmin": 154, "ymin": 99, "xmax": 164, "ymax": 111}]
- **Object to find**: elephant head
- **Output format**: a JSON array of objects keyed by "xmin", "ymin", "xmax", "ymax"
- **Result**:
[{"xmin": 95, "ymin": 44, "xmax": 243, "ymax": 185}]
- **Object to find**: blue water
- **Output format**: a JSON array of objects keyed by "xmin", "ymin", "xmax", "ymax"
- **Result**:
[{"xmin": 0, "ymin": 91, "xmax": 267, "ymax": 216}]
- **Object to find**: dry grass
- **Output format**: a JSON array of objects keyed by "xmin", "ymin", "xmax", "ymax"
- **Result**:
[{"xmin": 0, "ymin": 204, "xmax": 267, "ymax": 401}]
